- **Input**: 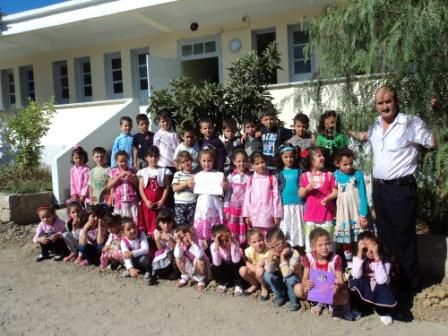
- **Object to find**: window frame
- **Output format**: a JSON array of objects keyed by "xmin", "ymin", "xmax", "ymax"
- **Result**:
[
  {"xmin": 1, "ymin": 69, "xmax": 16, "ymax": 110},
  {"xmin": 52, "ymin": 60, "xmax": 70, "ymax": 104},
  {"xmin": 131, "ymin": 47, "xmax": 150, "ymax": 104},
  {"xmin": 288, "ymin": 24, "xmax": 315, "ymax": 82},
  {"xmin": 75, "ymin": 57, "xmax": 93, "ymax": 102},
  {"xmin": 104, "ymin": 52, "xmax": 124, "ymax": 99}
]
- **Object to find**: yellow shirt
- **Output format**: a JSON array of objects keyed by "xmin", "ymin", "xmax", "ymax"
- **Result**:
[{"xmin": 244, "ymin": 246, "xmax": 270, "ymax": 265}]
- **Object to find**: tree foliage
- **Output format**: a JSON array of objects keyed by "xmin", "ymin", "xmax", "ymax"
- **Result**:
[
  {"xmin": 7, "ymin": 99, "xmax": 56, "ymax": 169},
  {"xmin": 147, "ymin": 42, "xmax": 281, "ymax": 133},
  {"xmin": 305, "ymin": 0, "xmax": 448, "ymax": 232}
]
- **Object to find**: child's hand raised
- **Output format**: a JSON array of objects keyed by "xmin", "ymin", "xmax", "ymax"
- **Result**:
[
  {"xmin": 357, "ymin": 240, "xmax": 367, "ymax": 258},
  {"xmin": 367, "ymin": 240, "xmax": 380, "ymax": 261},
  {"xmin": 359, "ymin": 216, "xmax": 368, "ymax": 229},
  {"xmin": 153, "ymin": 229, "xmax": 161, "ymax": 241}
]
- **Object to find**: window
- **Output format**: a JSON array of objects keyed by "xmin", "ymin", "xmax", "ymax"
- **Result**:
[
  {"xmin": 75, "ymin": 57, "xmax": 93, "ymax": 102},
  {"xmin": 104, "ymin": 52, "xmax": 123, "ymax": 99},
  {"xmin": 1, "ymin": 69, "xmax": 16, "ymax": 110},
  {"xmin": 53, "ymin": 60, "xmax": 70, "ymax": 104},
  {"xmin": 19, "ymin": 65, "xmax": 35, "ymax": 105},
  {"xmin": 288, "ymin": 25, "xmax": 314, "ymax": 82},
  {"xmin": 178, "ymin": 36, "xmax": 221, "ymax": 84},
  {"xmin": 252, "ymin": 28, "xmax": 277, "ymax": 84},
  {"xmin": 131, "ymin": 48, "xmax": 150, "ymax": 104}
]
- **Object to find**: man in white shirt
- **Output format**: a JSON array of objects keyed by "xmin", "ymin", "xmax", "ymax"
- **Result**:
[{"xmin": 368, "ymin": 86, "xmax": 436, "ymax": 294}]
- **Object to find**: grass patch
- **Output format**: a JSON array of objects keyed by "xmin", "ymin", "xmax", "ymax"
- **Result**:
[{"xmin": 0, "ymin": 165, "xmax": 52, "ymax": 194}]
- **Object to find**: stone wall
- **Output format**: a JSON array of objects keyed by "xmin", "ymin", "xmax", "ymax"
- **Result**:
[{"xmin": 0, "ymin": 192, "xmax": 54, "ymax": 224}]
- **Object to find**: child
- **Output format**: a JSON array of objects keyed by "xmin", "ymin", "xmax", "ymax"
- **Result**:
[
  {"xmin": 223, "ymin": 149, "xmax": 250, "ymax": 245},
  {"xmin": 107, "ymin": 151, "xmax": 139, "ymax": 224},
  {"xmin": 33, "ymin": 205, "xmax": 69, "ymax": 262},
  {"xmin": 172, "ymin": 151, "xmax": 197, "ymax": 226},
  {"xmin": 239, "ymin": 228, "xmax": 270, "ymax": 297},
  {"xmin": 174, "ymin": 225, "xmax": 208, "ymax": 292},
  {"xmin": 315, "ymin": 110, "xmax": 349, "ymax": 169},
  {"xmin": 152, "ymin": 209, "xmax": 179, "ymax": 281},
  {"xmin": 288, "ymin": 113, "xmax": 314, "ymax": 156},
  {"xmin": 259, "ymin": 106, "xmax": 293, "ymax": 170},
  {"xmin": 333, "ymin": 149, "xmax": 368, "ymax": 264},
  {"xmin": 173, "ymin": 125, "xmax": 200, "ymax": 172},
  {"xmin": 69, "ymin": 146, "xmax": 90, "ymax": 204},
  {"xmin": 99, "ymin": 214, "xmax": 123, "ymax": 270},
  {"xmin": 294, "ymin": 228, "xmax": 357, "ymax": 320},
  {"xmin": 222, "ymin": 118, "xmax": 243, "ymax": 176},
  {"xmin": 242, "ymin": 117, "xmax": 262, "ymax": 158},
  {"xmin": 242, "ymin": 152, "xmax": 283, "ymax": 234},
  {"xmin": 276, "ymin": 145, "xmax": 305, "ymax": 248},
  {"xmin": 137, "ymin": 146, "xmax": 171, "ymax": 236},
  {"xmin": 198, "ymin": 117, "xmax": 226, "ymax": 172},
  {"xmin": 121, "ymin": 217, "xmax": 152, "ymax": 281},
  {"xmin": 62, "ymin": 201, "xmax": 84, "ymax": 262},
  {"xmin": 88, "ymin": 147, "xmax": 109, "ymax": 205},
  {"xmin": 350, "ymin": 231, "xmax": 396, "ymax": 325},
  {"xmin": 75, "ymin": 204, "xmax": 108, "ymax": 266},
  {"xmin": 210, "ymin": 224, "xmax": 244, "ymax": 296},
  {"xmin": 193, "ymin": 149, "xmax": 224, "ymax": 246},
  {"xmin": 262, "ymin": 228, "xmax": 301, "ymax": 311},
  {"xmin": 132, "ymin": 113, "xmax": 154, "ymax": 170},
  {"xmin": 111, "ymin": 116, "xmax": 134, "ymax": 168},
  {"xmin": 153, "ymin": 110, "xmax": 179, "ymax": 172},
  {"xmin": 299, "ymin": 147, "xmax": 337, "ymax": 252}
]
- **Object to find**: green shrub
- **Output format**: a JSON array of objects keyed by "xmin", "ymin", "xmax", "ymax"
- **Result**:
[
  {"xmin": 7, "ymin": 99, "xmax": 55, "ymax": 169},
  {"xmin": 0, "ymin": 165, "xmax": 52, "ymax": 194}
]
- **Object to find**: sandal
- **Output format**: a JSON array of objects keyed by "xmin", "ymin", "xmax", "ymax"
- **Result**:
[
  {"xmin": 217, "ymin": 285, "xmax": 227, "ymax": 293},
  {"xmin": 197, "ymin": 282, "xmax": 207, "ymax": 292},
  {"xmin": 176, "ymin": 278, "xmax": 188, "ymax": 288},
  {"xmin": 311, "ymin": 303, "xmax": 324, "ymax": 316},
  {"xmin": 244, "ymin": 285, "xmax": 259, "ymax": 295}
]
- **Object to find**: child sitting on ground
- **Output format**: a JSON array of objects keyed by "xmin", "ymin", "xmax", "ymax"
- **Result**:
[
  {"xmin": 294, "ymin": 228, "xmax": 358, "ymax": 320},
  {"xmin": 63, "ymin": 201, "xmax": 84, "ymax": 262},
  {"xmin": 210, "ymin": 224, "xmax": 244, "ymax": 296},
  {"xmin": 99, "ymin": 214, "xmax": 123, "ymax": 270},
  {"xmin": 33, "ymin": 205, "xmax": 69, "ymax": 262},
  {"xmin": 120, "ymin": 217, "xmax": 153, "ymax": 282},
  {"xmin": 262, "ymin": 228, "xmax": 301, "ymax": 311},
  {"xmin": 239, "ymin": 228, "xmax": 270, "ymax": 297},
  {"xmin": 350, "ymin": 231, "xmax": 396, "ymax": 325},
  {"xmin": 174, "ymin": 225, "xmax": 208, "ymax": 292},
  {"xmin": 152, "ymin": 209, "xmax": 178, "ymax": 281}
]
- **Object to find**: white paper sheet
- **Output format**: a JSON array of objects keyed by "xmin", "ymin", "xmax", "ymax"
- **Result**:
[{"xmin": 193, "ymin": 172, "xmax": 224, "ymax": 195}]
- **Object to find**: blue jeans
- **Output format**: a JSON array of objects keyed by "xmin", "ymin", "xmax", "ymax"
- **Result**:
[{"xmin": 263, "ymin": 271, "xmax": 300, "ymax": 305}]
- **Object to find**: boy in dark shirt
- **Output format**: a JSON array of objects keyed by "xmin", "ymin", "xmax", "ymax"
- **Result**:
[
  {"xmin": 198, "ymin": 117, "xmax": 226, "ymax": 172},
  {"xmin": 132, "ymin": 114, "xmax": 154, "ymax": 169},
  {"xmin": 222, "ymin": 118, "xmax": 243, "ymax": 176},
  {"xmin": 260, "ymin": 106, "xmax": 293, "ymax": 170}
]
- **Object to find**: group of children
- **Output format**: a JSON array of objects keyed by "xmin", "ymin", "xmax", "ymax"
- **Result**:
[{"xmin": 33, "ymin": 107, "xmax": 397, "ymax": 325}]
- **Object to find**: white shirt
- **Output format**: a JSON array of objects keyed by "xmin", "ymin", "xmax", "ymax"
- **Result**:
[
  {"xmin": 120, "ymin": 232, "xmax": 149, "ymax": 270},
  {"xmin": 136, "ymin": 166, "xmax": 171, "ymax": 187},
  {"xmin": 368, "ymin": 113, "xmax": 433, "ymax": 180}
]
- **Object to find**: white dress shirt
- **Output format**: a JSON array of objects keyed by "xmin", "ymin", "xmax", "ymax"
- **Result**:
[{"xmin": 368, "ymin": 113, "xmax": 433, "ymax": 180}]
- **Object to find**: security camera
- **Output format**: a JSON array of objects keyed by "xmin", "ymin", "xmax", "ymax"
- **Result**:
[{"xmin": 190, "ymin": 22, "xmax": 199, "ymax": 31}]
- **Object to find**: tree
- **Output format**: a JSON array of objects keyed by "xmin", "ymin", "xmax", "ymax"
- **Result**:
[
  {"xmin": 7, "ymin": 99, "xmax": 56, "ymax": 169},
  {"xmin": 303, "ymin": 0, "xmax": 448, "ymax": 232},
  {"xmin": 147, "ymin": 42, "xmax": 281, "ymax": 133}
]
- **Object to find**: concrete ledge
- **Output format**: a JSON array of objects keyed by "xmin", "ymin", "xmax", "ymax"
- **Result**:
[
  {"xmin": 418, "ymin": 234, "xmax": 448, "ymax": 280},
  {"xmin": 0, "ymin": 192, "xmax": 54, "ymax": 224}
]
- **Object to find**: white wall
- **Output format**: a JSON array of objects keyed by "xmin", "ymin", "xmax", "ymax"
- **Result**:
[{"xmin": 51, "ymin": 98, "xmax": 139, "ymax": 204}]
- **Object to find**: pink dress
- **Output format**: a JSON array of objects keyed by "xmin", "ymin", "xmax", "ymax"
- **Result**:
[
  {"xmin": 107, "ymin": 167, "xmax": 138, "ymax": 223},
  {"xmin": 100, "ymin": 232, "xmax": 123, "ymax": 268},
  {"xmin": 242, "ymin": 172, "xmax": 283, "ymax": 231},
  {"xmin": 70, "ymin": 164, "xmax": 90, "ymax": 201},
  {"xmin": 224, "ymin": 171, "xmax": 250, "ymax": 244},
  {"xmin": 299, "ymin": 171, "xmax": 336, "ymax": 223}
]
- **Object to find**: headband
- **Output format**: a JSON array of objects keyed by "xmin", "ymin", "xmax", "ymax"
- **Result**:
[{"xmin": 279, "ymin": 145, "xmax": 296, "ymax": 154}]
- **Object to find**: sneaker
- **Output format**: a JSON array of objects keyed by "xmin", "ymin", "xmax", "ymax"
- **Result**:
[
  {"xmin": 217, "ymin": 285, "xmax": 227, "ymax": 293},
  {"xmin": 53, "ymin": 255, "xmax": 64, "ymax": 262},
  {"xmin": 144, "ymin": 272, "xmax": 150, "ymax": 279},
  {"xmin": 122, "ymin": 270, "xmax": 130, "ymax": 278},
  {"xmin": 273, "ymin": 297, "xmax": 287, "ymax": 307},
  {"xmin": 234, "ymin": 286, "xmax": 244, "ymax": 296},
  {"xmin": 148, "ymin": 276, "xmax": 159, "ymax": 286},
  {"xmin": 35, "ymin": 254, "xmax": 48, "ymax": 262},
  {"xmin": 379, "ymin": 315, "xmax": 393, "ymax": 326},
  {"xmin": 287, "ymin": 302, "xmax": 300, "ymax": 311}
]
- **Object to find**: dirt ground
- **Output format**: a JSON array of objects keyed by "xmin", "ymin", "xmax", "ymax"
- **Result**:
[{"xmin": 1, "ymin": 223, "xmax": 447, "ymax": 336}]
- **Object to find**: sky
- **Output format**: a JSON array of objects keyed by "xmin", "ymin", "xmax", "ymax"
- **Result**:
[{"xmin": 0, "ymin": 0, "xmax": 67, "ymax": 14}]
